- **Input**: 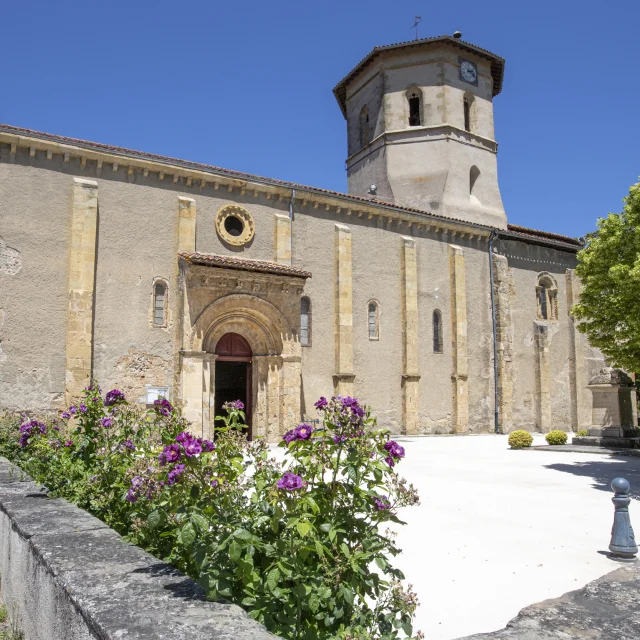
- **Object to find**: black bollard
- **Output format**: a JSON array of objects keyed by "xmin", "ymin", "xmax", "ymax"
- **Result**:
[{"xmin": 608, "ymin": 477, "xmax": 638, "ymax": 562}]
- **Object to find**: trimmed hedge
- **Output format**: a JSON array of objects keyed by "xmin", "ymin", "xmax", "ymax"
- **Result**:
[
  {"xmin": 508, "ymin": 430, "xmax": 533, "ymax": 449},
  {"xmin": 545, "ymin": 430, "xmax": 568, "ymax": 445}
]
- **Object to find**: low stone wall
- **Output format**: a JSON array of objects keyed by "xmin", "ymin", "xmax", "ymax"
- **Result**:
[{"xmin": 0, "ymin": 457, "xmax": 276, "ymax": 639}]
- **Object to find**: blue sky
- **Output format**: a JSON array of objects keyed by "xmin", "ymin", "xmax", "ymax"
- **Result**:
[{"xmin": 3, "ymin": 0, "xmax": 638, "ymax": 237}]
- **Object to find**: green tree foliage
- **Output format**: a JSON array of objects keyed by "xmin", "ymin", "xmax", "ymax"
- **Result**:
[{"xmin": 573, "ymin": 180, "xmax": 640, "ymax": 372}]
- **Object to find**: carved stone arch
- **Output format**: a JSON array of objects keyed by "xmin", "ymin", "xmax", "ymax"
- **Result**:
[
  {"xmin": 536, "ymin": 272, "xmax": 559, "ymax": 321},
  {"xmin": 406, "ymin": 85, "xmax": 423, "ymax": 127},
  {"xmin": 189, "ymin": 293, "xmax": 290, "ymax": 356}
]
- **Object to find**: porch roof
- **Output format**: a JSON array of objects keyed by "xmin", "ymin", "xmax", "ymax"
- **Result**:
[{"xmin": 178, "ymin": 251, "xmax": 312, "ymax": 279}]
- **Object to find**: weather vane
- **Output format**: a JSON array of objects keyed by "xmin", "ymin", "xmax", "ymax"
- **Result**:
[{"xmin": 410, "ymin": 16, "xmax": 422, "ymax": 41}]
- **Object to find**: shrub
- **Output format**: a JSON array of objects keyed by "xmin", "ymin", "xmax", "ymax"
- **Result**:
[
  {"xmin": 508, "ymin": 430, "xmax": 533, "ymax": 449},
  {"xmin": 576, "ymin": 429, "xmax": 589, "ymax": 437},
  {"xmin": 0, "ymin": 388, "xmax": 423, "ymax": 640},
  {"xmin": 545, "ymin": 430, "xmax": 568, "ymax": 445}
]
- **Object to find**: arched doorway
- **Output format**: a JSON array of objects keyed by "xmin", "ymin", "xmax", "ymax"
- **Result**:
[{"xmin": 214, "ymin": 332, "xmax": 252, "ymax": 438}]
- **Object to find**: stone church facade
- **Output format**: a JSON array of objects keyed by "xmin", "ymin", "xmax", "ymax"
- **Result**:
[{"xmin": 0, "ymin": 34, "xmax": 603, "ymax": 440}]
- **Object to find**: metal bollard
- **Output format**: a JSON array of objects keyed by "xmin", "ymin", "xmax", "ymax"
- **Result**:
[{"xmin": 608, "ymin": 477, "xmax": 638, "ymax": 562}]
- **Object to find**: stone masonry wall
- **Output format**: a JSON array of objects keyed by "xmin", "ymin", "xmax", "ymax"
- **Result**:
[{"xmin": 0, "ymin": 457, "xmax": 275, "ymax": 640}]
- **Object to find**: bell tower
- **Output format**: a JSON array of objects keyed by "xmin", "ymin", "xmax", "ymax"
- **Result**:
[{"xmin": 333, "ymin": 33, "xmax": 507, "ymax": 229}]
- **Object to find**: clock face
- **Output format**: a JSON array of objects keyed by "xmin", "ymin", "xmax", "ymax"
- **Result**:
[{"xmin": 460, "ymin": 59, "xmax": 478, "ymax": 85}]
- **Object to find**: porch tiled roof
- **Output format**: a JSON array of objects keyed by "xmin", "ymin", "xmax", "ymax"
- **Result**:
[{"xmin": 179, "ymin": 251, "xmax": 312, "ymax": 279}]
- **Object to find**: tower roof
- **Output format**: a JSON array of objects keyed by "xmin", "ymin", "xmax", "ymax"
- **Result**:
[{"xmin": 333, "ymin": 35, "xmax": 505, "ymax": 118}]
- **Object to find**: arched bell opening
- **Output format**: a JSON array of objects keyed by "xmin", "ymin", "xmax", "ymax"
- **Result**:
[{"xmin": 214, "ymin": 332, "xmax": 253, "ymax": 438}]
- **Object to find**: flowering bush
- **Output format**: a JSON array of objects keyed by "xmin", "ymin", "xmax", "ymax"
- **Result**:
[
  {"xmin": 0, "ymin": 389, "xmax": 421, "ymax": 639},
  {"xmin": 508, "ymin": 430, "xmax": 534, "ymax": 449}
]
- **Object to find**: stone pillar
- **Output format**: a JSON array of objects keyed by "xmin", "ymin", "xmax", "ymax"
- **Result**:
[
  {"xmin": 401, "ymin": 237, "xmax": 420, "ymax": 434},
  {"xmin": 267, "ymin": 356, "xmax": 282, "ymax": 442},
  {"xmin": 565, "ymin": 269, "xmax": 591, "ymax": 430},
  {"xmin": 178, "ymin": 197, "xmax": 196, "ymax": 253},
  {"xmin": 181, "ymin": 351, "xmax": 206, "ymax": 433},
  {"xmin": 274, "ymin": 214, "xmax": 292, "ymax": 266},
  {"xmin": 281, "ymin": 354, "xmax": 302, "ymax": 433},
  {"xmin": 65, "ymin": 178, "xmax": 98, "ymax": 404},
  {"xmin": 252, "ymin": 355, "xmax": 270, "ymax": 439},
  {"xmin": 449, "ymin": 245, "xmax": 468, "ymax": 433},
  {"xmin": 202, "ymin": 354, "xmax": 216, "ymax": 439},
  {"xmin": 334, "ymin": 224, "xmax": 354, "ymax": 395},
  {"xmin": 534, "ymin": 322, "xmax": 552, "ymax": 432},
  {"xmin": 492, "ymin": 253, "xmax": 514, "ymax": 433}
]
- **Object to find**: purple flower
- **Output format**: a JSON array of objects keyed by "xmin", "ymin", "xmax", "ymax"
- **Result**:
[
  {"xmin": 131, "ymin": 476, "xmax": 144, "ymax": 489},
  {"xmin": 167, "ymin": 463, "xmax": 185, "ymax": 485},
  {"xmin": 153, "ymin": 397, "xmax": 173, "ymax": 416},
  {"xmin": 79, "ymin": 403, "xmax": 88, "ymax": 414},
  {"xmin": 384, "ymin": 456, "xmax": 395, "ymax": 468},
  {"xmin": 159, "ymin": 444, "xmax": 181, "ymax": 465},
  {"xmin": 374, "ymin": 495, "xmax": 391, "ymax": 511},
  {"xmin": 64, "ymin": 440, "xmax": 73, "ymax": 448},
  {"xmin": 294, "ymin": 423, "xmax": 313, "ymax": 440},
  {"xmin": 283, "ymin": 430, "xmax": 297, "ymax": 444},
  {"xmin": 61, "ymin": 411, "xmax": 71, "ymax": 420},
  {"xmin": 85, "ymin": 383, "xmax": 102, "ymax": 393},
  {"xmin": 342, "ymin": 396, "xmax": 358, "ymax": 407},
  {"xmin": 384, "ymin": 440, "xmax": 405, "ymax": 460},
  {"xmin": 125, "ymin": 489, "xmax": 137, "ymax": 503},
  {"xmin": 176, "ymin": 432, "xmax": 190, "ymax": 444},
  {"xmin": 100, "ymin": 417, "xmax": 113, "ymax": 428},
  {"xmin": 211, "ymin": 479, "xmax": 219, "ymax": 487},
  {"xmin": 201, "ymin": 440, "xmax": 215, "ymax": 452},
  {"xmin": 277, "ymin": 472, "xmax": 304, "ymax": 491},
  {"xmin": 333, "ymin": 435, "xmax": 348, "ymax": 444},
  {"xmin": 314, "ymin": 397, "xmax": 328, "ymax": 410},
  {"xmin": 352, "ymin": 406, "xmax": 365, "ymax": 418},
  {"xmin": 105, "ymin": 389, "xmax": 125, "ymax": 406},
  {"xmin": 223, "ymin": 400, "xmax": 244, "ymax": 411},
  {"xmin": 184, "ymin": 438, "xmax": 202, "ymax": 457},
  {"xmin": 69, "ymin": 405, "xmax": 77, "ymax": 415}
]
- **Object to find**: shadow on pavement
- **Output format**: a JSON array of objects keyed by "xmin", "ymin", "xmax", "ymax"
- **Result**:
[{"xmin": 544, "ymin": 457, "xmax": 640, "ymax": 499}]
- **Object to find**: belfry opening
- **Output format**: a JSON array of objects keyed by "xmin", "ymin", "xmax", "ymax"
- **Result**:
[{"xmin": 214, "ymin": 332, "xmax": 252, "ymax": 438}]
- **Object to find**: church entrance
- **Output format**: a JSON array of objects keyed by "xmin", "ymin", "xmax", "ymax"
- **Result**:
[{"xmin": 214, "ymin": 332, "xmax": 252, "ymax": 438}]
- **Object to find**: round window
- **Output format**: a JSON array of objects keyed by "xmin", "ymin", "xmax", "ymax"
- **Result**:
[
  {"xmin": 224, "ymin": 215, "xmax": 244, "ymax": 237},
  {"xmin": 215, "ymin": 205, "xmax": 255, "ymax": 246}
]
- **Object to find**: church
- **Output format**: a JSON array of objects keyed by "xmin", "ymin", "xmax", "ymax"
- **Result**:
[{"xmin": 0, "ymin": 33, "xmax": 604, "ymax": 440}]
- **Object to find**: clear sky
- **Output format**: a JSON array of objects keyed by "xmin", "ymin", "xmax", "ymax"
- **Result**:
[{"xmin": 3, "ymin": 0, "xmax": 638, "ymax": 238}]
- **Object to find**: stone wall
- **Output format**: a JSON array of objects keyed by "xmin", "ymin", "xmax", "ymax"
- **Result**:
[{"xmin": 0, "ymin": 457, "xmax": 275, "ymax": 640}]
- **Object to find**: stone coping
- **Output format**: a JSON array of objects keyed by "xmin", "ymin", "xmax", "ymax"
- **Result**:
[
  {"xmin": 457, "ymin": 561, "xmax": 640, "ymax": 639},
  {"xmin": 528, "ymin": 444, "xmax": 640, "ymax": 457},
  {"xmin": 0, "ymin": 457, "xmax": 276, "ymax": 639}
]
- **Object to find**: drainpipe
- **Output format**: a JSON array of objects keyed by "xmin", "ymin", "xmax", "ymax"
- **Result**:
[
  {"xmin": 489, "ymin": 230, "xmax": 500, "ymax": 434},
  {"xmin": 289, "ymin": 188, "xmax": 296, "ymax": 221}
]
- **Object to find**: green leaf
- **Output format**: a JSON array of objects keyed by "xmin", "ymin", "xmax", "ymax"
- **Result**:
[
  {"xmin": 266, "ymin": 567, "xmax": 280, "ymax": 592},
  {"xmin": 147, "ymin": 509, "xmax": 165, "ymax": 531},
  {"xmin": 228, "ymin": 540, "xmax": 242, "ymax": 562},
  {"xmin": 191, "ymin": 512, "xmax": 209, "ymax": 532},
  {"xmin": 340, "ymin": 585, "xmax": 354, "ymax": 605},
  {"xmin": 180, "ymin": 521, "xmax": 196, "ymax": 548},
  {"xmin": 375, "ymin": 556, "xmax": 388, "ymax": 571},
  {"xmin": 296, "ymin": 521, "xmax": 311, "ymax": 537},
  {"xmin": 402, "ymin": 621, "xmax": 413, "ymax": 636},
  {"xmin": 340, "ymin": 543, "xmax": 351, "ymax": 558}
]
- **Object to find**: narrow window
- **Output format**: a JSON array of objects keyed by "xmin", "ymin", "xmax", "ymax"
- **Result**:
[
  {"xmin": 368, "ymin": 301, "xmax": 379, "ymax": 340},
  {"xmin": 153, "ymin": 282, "xmax": 167, "ymax": 327},
  {"xmin": 433, "ymin": 309, "xmax": 443, "ymax": 353},
  {"xmin": 536, "ymin": 275, "xmax": 558, "ymax": 321},
  {"xmin": 300, "ymin": 296, "xmax": 311, "ymax": 346},
  {"xmin": 470, "ymin": 166, "xmax": 480, "ymax": 197},
  {"xmin": 359, "ymin": 106, "xmax": 370, "ymax": 149},
  {"xmin": 408, "ymin": 92, "xmax": 421, "ymax": 126},
  {"xmin": 463, "ymin": 98, "xmax": 471, "ymax": 132}
]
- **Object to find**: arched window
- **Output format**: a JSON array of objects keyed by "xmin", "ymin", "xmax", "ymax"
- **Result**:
[
  {"xmin": 470, "ymin": 166, "xmax": 480, "ymax": 197},
  {"xmin": 433, "ymin": 309, "xmax": 443, "ymax": 353},
  {"xmin": 368, "ymin": 301, "xmax": 380, "ymax": 340},
  {"xmin": 463, "ymin": 93, "xmax": 474, "ymax": 132},
  {"xmin": 407, "ymin": 87, "xmax": 422, "ymax": 127},
  {"xmin": 300, "ymin": 296, "xmax": 311, "ymax": 346},
  {"xmin": 359, "ymin": 105, "xmax": 370, "ymax": 149},
  {"xmin": 153, "ymin": 281, "xmax": 167, "ymax": 327},
  {"xmin": 536, "ymin": 274, "xmax": 558, "ymax": 321}
]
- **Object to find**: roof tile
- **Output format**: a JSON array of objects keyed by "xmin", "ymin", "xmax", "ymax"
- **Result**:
[{"xmin": 179, "ymin": 252, "xmax": 312, "ymax": 278}]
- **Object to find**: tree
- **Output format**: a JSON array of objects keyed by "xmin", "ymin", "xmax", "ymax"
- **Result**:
[{"xmin": 573, "ymin": 179, "xmax": 640, "ymax": 372}]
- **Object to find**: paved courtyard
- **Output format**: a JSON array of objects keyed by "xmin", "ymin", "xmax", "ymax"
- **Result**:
[{"xmin": 392, "ymin": 434, "xmax": 640, "ymax": 640}]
